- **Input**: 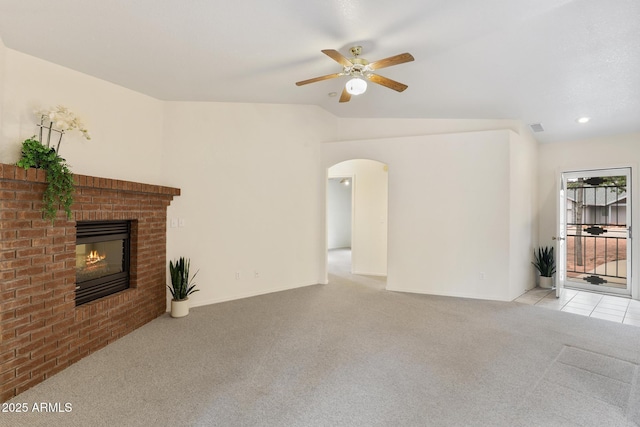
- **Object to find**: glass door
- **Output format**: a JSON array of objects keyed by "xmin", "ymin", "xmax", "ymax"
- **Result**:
[{"xmin": 560, "ymin": 168, "xmax": 631, "ymax": 296}]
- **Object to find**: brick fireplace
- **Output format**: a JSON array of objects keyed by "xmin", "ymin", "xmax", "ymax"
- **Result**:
[{"xmin": 0, "ymin": 163, "xmax": 180, "ymax": 401}]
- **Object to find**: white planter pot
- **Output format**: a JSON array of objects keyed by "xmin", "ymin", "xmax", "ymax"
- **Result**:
[
  {"xmin": 539, "ymin": 276, "xmax": 553, "ymax": 289},
  {"xmin": 171, "ymin": 298, "xmax": 189, "ymax": 318}
]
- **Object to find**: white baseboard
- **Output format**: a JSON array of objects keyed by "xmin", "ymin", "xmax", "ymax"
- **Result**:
[
  {"xmin": 352, "ymin": 270, "xmax": 387, "ymax": 277},
  {"xmin": 169, "ymin": 282, "xmax": 323, "ymax": 311},
  {"xmin": 385, "ymin": 285, "xmax": 509, "ymax": 302}
]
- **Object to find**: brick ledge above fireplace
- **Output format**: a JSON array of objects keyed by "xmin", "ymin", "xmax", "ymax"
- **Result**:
[
  {"xmin": 0, "ymin": 163, "xmax": 180, "ymax": 402},
  {"xmin": 0, "ymin": 163, "xmax": 180, "ymax": 197}
]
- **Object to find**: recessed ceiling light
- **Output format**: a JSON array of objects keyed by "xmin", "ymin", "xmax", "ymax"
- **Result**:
[
  {"xmin": 328, "ymin": 92, "xmax": 337, "ymax": 97},
  {"xmin": 576, "ymin": 117, "xmax": 590, "ymax": 124}
]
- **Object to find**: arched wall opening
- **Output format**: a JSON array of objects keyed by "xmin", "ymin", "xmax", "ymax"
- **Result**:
[
  {"xmin": 320, "ymin": 130, "xmax": 534, "ymax": 302},
  {"xmin": 327, "ymin": 159, "xmax": 388, "ymax": 281}
]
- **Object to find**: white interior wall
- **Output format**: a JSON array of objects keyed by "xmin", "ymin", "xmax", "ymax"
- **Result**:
[
  {"xmin": 337, "ymin": 117, "xmax": 531, "ymax": 141},
  {"xmin": 322, "ymin": 130, "xmax": 520, "ymax": 301},
  {"xmin": 0, "ymin": 49, "xmax": 165, "ymax": 185},
  {"xmin": 538, "ymin": 133, "xmax": 640, "ymax": 299},
  {"xmin": 329, "ymin": 159, "xmax": 388, "ymax": 276},
  {"xmin": 508, "ymin": 131, "xmax": 539, "ymax": 299},
  {"xmin": 0, "ymin": 38, "xmax": 5, "ymax": 134},
  {"xmin": 0, "ymin": 47, "xmax": 339, "ymax": 310},
  {"xmin": 162, "ymin": 102, "xmax": 337, "ymax": 308},
  {"xmin": 327, "ymin": 178, "xmax": 352, "ymax": 250},
  {"xmin": 0, "ymin": 44, "xmax": 546, "ymax": 306}
]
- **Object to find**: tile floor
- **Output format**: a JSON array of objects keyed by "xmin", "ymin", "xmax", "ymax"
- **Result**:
[{"xmin": 514, "ymin": 287, "xmax": 640, "ymax": 327}]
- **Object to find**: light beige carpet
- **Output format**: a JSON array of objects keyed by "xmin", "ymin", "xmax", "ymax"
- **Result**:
[{"xmin": 2, "ymin": 249, "xmax": 640, "ymax": 426}]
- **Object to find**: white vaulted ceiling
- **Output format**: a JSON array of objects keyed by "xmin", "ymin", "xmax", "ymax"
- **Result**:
[{"xmin": 0, "ymin": 0, "xmax": 638, "ymax": 143}]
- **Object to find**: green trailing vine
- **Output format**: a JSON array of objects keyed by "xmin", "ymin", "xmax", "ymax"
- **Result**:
[{"xmin": 16, "ymin": 137, "xmax": 74, "ymax": 221}]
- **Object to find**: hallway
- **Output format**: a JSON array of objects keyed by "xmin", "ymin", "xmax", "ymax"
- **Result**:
[{"xmin": 327, "ymin": 248, "xmax": 386, "ymax": 290}]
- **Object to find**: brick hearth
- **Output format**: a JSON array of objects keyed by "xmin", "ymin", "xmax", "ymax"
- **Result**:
[{"xmin": 0, "ymin": 163, "xmax": 180, "ymax": 401}]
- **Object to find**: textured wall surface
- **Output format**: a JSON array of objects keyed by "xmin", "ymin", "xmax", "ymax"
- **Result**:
[{"xmin": 0, "ymin": 163, "xmax": 179, "ymax": 401}]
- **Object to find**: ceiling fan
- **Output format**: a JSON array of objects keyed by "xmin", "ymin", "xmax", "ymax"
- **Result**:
[{"xmin": 296, "ymin": 46, "xmax": 414, "ymax": 103}]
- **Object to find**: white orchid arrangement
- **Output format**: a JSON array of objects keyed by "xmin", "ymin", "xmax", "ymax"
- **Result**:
[{"xmin": 36, "ymin": 105, "xmax": 91, "ymax": 154}]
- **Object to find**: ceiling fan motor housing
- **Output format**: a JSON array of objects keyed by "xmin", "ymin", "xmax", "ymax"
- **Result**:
[{"xmin": 345, "ymin": 61, "xmax": 369, "ymax": 78}]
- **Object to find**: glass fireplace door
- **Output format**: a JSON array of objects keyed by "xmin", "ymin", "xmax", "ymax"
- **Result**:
[{"xmin": 75, "ymin": 221, "xmax": 130, "ymax": 305}]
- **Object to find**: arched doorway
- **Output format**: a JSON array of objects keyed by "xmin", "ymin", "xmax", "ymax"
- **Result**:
[{"xmin": 327, "ymin": 159, "xmax": 388, "ymax": 284}]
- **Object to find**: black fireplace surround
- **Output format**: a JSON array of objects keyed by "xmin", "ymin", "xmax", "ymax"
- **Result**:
[{"xmin": 75, "ymin": 220, "xmax": 131, "ymax": 306}]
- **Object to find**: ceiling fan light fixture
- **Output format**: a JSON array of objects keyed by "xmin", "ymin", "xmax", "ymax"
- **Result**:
[
  {"xmin": 295, "ymin": 47, "xmax": 414, "ymax": 103},
  {"xmin": 345, "ymin": 78, "xmax": 367, "ymax": 95}
]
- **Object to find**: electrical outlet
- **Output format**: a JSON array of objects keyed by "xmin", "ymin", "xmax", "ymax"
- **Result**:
[
  {"xmin": 170, "ymin": 218, "xmax": 178, "ymax": 228},
  {"xmin": 479, "ymin": 272, "xmax": 485, "ymax": 280},
  {"xmin": 178, "ymin": 218, "xmax": 185, "ymax": 227},
  {"xmin": 235, "ymin": 271, "xmax": 241, "ymax": 280},
  {"xmin": 254, "ymin": 271, "xmax": 260, "ymax": 279}
]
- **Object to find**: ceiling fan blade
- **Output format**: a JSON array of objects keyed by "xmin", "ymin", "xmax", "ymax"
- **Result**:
[
  {"xmin": 367, "ymin": 74, "xmax": 408, "ymax": 92},
  {"xmin": 321, "ymin": 49, "xmax": 353, "ymax": 67},
  {"xmin": 339, "ymin": 87, "xmax": 351, "ymax": 103},
  {"xmin": 295, "ymin": 73, "xmax": 343, "ymax": 86},
  {"xmin": 368, "ymin": 52, "xmax": 414, "ymax": 70}
]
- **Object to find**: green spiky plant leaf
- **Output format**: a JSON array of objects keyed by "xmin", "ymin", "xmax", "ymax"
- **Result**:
[
  {"xmin": 532, "ymin": 246, "xmax": 556, "ymax": 277},
  {"xmin": 168, "ymin": 257, "xmax": 199, "ymax": 301}
]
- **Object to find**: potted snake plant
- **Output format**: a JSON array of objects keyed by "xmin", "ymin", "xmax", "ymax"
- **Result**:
[
  {"xmin": 167, "ymin": 257, "xmax": 199, "ymax": 318},
  {"xmin": 532, "ymin": 246, "xmax": 556, "ymax": 289}
]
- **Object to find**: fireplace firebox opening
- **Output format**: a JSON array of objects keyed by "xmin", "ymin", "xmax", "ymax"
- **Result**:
[{"xmin": 75, "ymin": 220, "xmax": 132, "ymax": 306}]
